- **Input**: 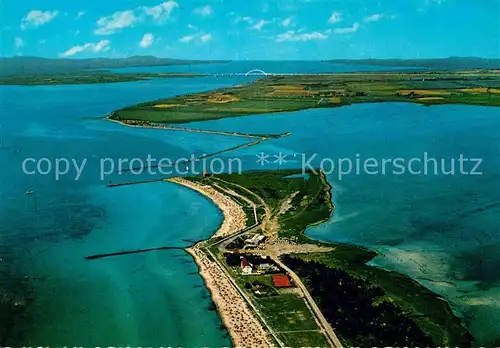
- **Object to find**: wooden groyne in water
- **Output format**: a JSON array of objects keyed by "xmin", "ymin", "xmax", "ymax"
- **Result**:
[
  {"xmin": 104, "ymin": 121, "xmax": 291, "ymax": 188},
  {"xmin": 119, "ymin": 138, "xmax": 262, "ymax": 174},
  {"xmin": 85, "ymin": 246, "xmax": 185, "ymax": 260},
  {"xmin": 107, "ymin": 178, "xmax": 164, "ymax": 188}
]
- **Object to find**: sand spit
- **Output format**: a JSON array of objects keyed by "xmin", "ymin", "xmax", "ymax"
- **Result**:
[{"xmin": 167, "ymin": 177, "xmax": 274, "ymax": 347}]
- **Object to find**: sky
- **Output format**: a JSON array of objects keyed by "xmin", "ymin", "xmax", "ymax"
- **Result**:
[{"xmin": 1, "ymin": 0, "xmax": 499, "ymax": 60}]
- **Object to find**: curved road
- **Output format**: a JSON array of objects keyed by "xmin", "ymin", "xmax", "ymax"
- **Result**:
[{"xmin": 207, "ymin": 177, "xmax": 344, "ymax": 347}]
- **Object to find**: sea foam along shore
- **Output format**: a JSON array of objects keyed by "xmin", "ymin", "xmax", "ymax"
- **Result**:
[{"xmin": 166, "ymin": 177, "xmax": 275, "ymax": 348}]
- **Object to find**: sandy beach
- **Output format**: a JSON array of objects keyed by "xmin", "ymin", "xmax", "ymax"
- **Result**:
[
  {"xmin": 187, "ymin": 245, "xmax": 275, "ymax": 348},
  {"xmin": 167, "ymin": 177, "xmax": 275, "ymax": 348},
  {"xmin": 167, "ymin": 177, "xmax": 247, "ymax": 238}
]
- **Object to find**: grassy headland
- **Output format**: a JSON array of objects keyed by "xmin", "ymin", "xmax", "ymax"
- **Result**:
[
  {"xmin": 188, "ymin": 169, "xmax": 473, "ymax": 346},
  {"xmin": 111, "ymin": 70, "xmax": 500, "ymax": 123}
]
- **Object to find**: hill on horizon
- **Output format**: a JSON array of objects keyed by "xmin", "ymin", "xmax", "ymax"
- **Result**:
[
  {"xmin": 0, "ymin": 56, "xmax": 227, "ymax": 76},
  {"xmin": 0, "ymin": 56, "xmax": 498, "ymax": 76},
  {"xmin": 327, "ymin": 56, "xmax": 500, "ymax": 70}
]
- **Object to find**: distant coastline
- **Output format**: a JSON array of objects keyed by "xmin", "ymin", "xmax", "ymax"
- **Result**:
[
  {"xmin": 0, "ymin": 71, "xmax": 206, "ymax": 86},
  {"xmin": 0, "ymin": 55, "xmax": 229, "ymax": 77},
  {"xmin": 110, "ymin": 70, "xmax": 500, "ymax": 124}
]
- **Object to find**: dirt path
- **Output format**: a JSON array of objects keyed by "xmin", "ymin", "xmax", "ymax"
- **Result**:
[
  {"xmin": 212, "ymin": 177, "xmax": 342, "ymax": 347},
  {"xmin": 210, "ymin": 177, "xmax": 279, "ymax": 235}
]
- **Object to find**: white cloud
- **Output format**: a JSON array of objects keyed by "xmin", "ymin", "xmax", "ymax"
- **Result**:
[
  {"xmin": 364, "ymin": 14, "xmax": 383, "ymax": 22},
  {"xmin": 333, "ymin": 22, "xmax": 360, "ymax": 34},
  {"xmin": 15, "ymin": 37, "xmax": 24, "ymax": 48},
  {"xmin": 143, "ymin": 1, "xmax": 178, "ymax": 21},
  {"xmin": 276, "ymin": 30, "xmax": 328, "ymax": 42},
  {"xmin": 200, "ymin": 33, "xmax": 212, "ymax": 43},
  {"xmin": 179, "ymin": 34, "xmax": 196, "ymax": 43},
  {"xmin": 95, "ymin": 10, "xmax": 137, "ymax": 35},
  {"xmin": 76, "ymin": 11, "xmax": 86, "ymax": 19},
  {"xmin": 281, "ymin": 16, "xmax": 293, "ymax": 27},
  {"xmin": 179, "ymin": 32, "xmax": 212, "ymax": 44},
  {"xmin": 193, "ymin": 5, "xmax": 212, "ymax": 16},
  {"xmin": 139, "ymin": 33, "xmax": 155, "ymax": 48},
  {"xmin": 60, "ymin": 40, "xmax": 111, "ymax": 57},
  {"xmin": 21, "ymin": 10, "xmax": 59, "ymax": 30},
  {"xmin": 328, "ymin": 11, "xmax": 342, "ymax": 24},
  {"xmin": 252, "ymin": 19, "xmax": 268, "ymax": 31}
]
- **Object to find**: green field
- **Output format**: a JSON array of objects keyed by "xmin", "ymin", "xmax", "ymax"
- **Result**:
[
  {"xmin": 276, "ymin": 330, "xmax": 330, "ymax": 348},
  {"xmin": 111, "ymin": 70, "xmax": 500, "ymax": 123},
  {"xmin": 256, "ymin": 294, "xmax": 320, "ymax": 332}
]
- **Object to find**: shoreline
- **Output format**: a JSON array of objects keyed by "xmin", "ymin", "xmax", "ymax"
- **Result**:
[
  {"xmin": 106, "ymin": 117, "xmax": 259, "ymax": 138},
  {"xmin": 109, "ymin": 70, "xmax": 500, "ymax": 125},
  {"xmin": 167, "ymin": 177, "xmax": 275, "ymax": 348},
  {"xmin": 105, "ymin": 117, "xmax": 291, "ymax": 139},
  {"xmin": 167, "ymin": 177, "xmax": 247, "ymax": 239}
]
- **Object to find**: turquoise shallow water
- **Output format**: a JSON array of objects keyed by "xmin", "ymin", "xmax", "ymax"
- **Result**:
[
  {"xmin": 185, "ymin": 103, "xmax": 500, "ymax": 344},
  {"xmin": 0, "ymin": 77, "xmax": 252, "ymax": 346},
  {"xmin": 1, "ymin": 67, "xmax": 499, "ymax": 345}
]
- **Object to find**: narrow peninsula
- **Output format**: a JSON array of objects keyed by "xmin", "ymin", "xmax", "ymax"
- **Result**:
[
  {"xmin": 104, "ymin": 69, "xmax": 488, "ymax": 346},
  {"xmin": 167, "ymin": 169, "xmax": 473, "ymax": 348}
]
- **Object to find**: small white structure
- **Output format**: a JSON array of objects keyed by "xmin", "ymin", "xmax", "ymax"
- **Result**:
[
  {"xmin": 241, "ymin": 257, "xmax": 254, "ymax": 275},
  {"xmin": 242, "ymin": 265, "xmax": 253, "ymax": 274}
]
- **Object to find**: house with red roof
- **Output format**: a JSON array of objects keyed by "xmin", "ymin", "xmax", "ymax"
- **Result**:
[
  {"xmin": 272, "ymin": 274, "xmax": 292, "ymax": 288},
  {"xmin": 241, "ymin": 257, "xmax": 253, "ymax": 274}
]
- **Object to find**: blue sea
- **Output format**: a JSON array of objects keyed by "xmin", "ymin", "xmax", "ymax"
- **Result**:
[{"xmin": 1, "ymin": 61, "xmax": 499, "ymax": 346}]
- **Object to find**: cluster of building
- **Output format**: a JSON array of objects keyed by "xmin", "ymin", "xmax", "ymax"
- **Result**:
[
  {"xmin": 223, "ymin": 233, "xmax": 294, "ymax": 297},
  {"xmin": 227, "ymin": 254, "xmax": 281, "ymax": 275},
  {"xmin": 224, "ymin": 252, "xmax": 294, "ymax": 295},
  {"xmin": 239, "ymin": 256, "xmax": 282, "ymax": 275},
  {"xmin": 225, "ymin": 233, "xmax": 268, "ymax": 251},
  {"xmin": 245, "ymin": 234, "xmax": 266, "ymax": 246}
]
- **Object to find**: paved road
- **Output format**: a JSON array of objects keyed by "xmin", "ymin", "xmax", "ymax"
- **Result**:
[
  {"xmin": 208, "ymin": 177, "xmax": 344, "ymax": 348},
  {"xmin": 273, "ymin": 257, "xmax": 344, "ymax": 348}
]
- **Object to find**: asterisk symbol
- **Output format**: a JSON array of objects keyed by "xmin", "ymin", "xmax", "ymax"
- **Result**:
[
  {"xmin": 256, "ymin": 152, "xmax": 270, "ymax": 166},
  {"xmin": 273, "ymin": 152, "xmax": 288, "ymax": 165}
]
